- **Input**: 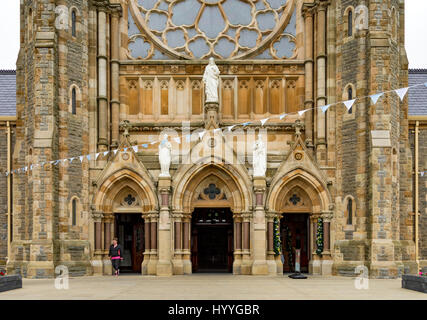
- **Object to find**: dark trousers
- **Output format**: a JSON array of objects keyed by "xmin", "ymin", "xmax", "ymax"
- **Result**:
[{"xmin": 112, "ymin": 259, "xmax": 120, "ymax": 272}]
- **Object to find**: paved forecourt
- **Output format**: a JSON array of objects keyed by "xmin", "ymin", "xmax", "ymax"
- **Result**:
[{"xmin": 0, "ymin": 274, "xmax": 426, "ymax": 300}]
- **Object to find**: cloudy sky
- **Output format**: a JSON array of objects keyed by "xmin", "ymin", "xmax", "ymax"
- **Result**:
[{"xmin": 0, "ymin": 1, "xmax": 426, "ymax": 69}]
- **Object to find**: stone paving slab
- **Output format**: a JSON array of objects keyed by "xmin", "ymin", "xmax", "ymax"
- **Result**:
[{"xmin": 0, "ymin": 274, "xmax": 426, "ymax": 300}]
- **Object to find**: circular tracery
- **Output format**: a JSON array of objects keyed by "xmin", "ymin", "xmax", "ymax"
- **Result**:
[{"xmin": 128, "ymin": 0, "xmax": 296, "ymax": 59}]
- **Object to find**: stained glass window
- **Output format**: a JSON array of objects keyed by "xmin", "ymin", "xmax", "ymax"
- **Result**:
[{"xmin": 128, "ymin": 0, "xmax": 297, "ymax": 60}]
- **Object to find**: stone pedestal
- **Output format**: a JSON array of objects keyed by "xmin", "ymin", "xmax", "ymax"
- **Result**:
[
  {"xmin": 251, "ymin": 177, "xmax": 269, "ymax": 275},
  {"xmin": 156, "ymin": 177, "xmax": 173, "ymax": 276}
]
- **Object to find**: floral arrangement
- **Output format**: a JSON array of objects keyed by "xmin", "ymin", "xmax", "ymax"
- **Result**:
[
  {"xmin": 0, "ymin": 271, "xmax": 6, "ymax": 276},
  {"xmin": 316, "ymin": 218, "xmax": 324, "ymax": 255},
  {"xmin": 273, "ymin": 217, "xmax": 282, "ymax": 256},
  {"xmin": 419, "ymin": 272, "xmax": 426, "ymax": 277}
]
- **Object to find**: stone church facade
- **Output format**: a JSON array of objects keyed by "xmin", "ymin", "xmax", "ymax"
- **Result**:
[{"xmin": 2, "ymin": 0, "xmax": 425, "ymax": 278}]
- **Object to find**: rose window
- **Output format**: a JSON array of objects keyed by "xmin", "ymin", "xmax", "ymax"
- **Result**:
[{"xmin": 128, "ymin": 0, "xmax": 297, "ymax": 60}]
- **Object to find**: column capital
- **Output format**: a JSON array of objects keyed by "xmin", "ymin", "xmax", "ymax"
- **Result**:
[
  {"xmin": 109, "ymin": 3, "xmax": 123, "ymax": 17},
  {"xmin": 321, "ymin": 211, "xmax": 334, "ymax": 222},
  {"xmin": 302, "ymin": 3, "xmax": 316, "ymax": 18},
  {"xmin": 91, "ymin": 210, "xmax": 104, "ymax": 222}
]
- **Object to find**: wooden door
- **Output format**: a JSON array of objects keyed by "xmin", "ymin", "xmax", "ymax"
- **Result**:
[
  {"xmin": 191, "ymin": 228, "xmax": 198, "ymax": 272},
  {"xmin": 281, "ymin": 214, "xmax": 309, "ymax": 273},
  {"xmin": 132, "ymin": 221, "xmax": 144, "ymax": 273}
]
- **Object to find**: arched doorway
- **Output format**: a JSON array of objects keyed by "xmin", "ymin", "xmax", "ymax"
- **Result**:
[
  {"xmin": 267, "ymin": 168, "xmax": 331, "ymax": 275},
  {"xmin": 92, "ymin": 168, "xmax": 158, "ymax": 275},
  {"xmin": 172, "ymin": 163, "xmax": 252, "ymax": 275}
]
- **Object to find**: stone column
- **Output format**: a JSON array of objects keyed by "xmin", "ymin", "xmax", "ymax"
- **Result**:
[
  {"xmin": 241, "ymin": 213, "xmax": 251, "ymax": 275},
  {"xmin": 302, "ymin": 4, "xmax": 315, "ymax": 148},
  {"xmin": 92, "ymin": 211, "xmax": 104, "ymax": 275},
  {"xmin": 141, "ymin": 214, "xmax": 151, "ymax": 275},
  {"xmin": 102, "ymin": 215, "xmax": 113, "ymax": 275},
  {"xmin": 266, "ymin": 212, "xmax": 278, "ymax": 275},
  {"xmin": 156, "ymin": 177, "xmax": 173, "ymax": 276},
  {"xmin": 182, "ymin": 217, "xmax": 192, "ymax": 274},
  {"xmin": 97, "ymin": 7, "xmax": 108, "ymax": 150},
  {"xmin": 251, "ymin": 177, "xmax": 269, "ymax": 275},
  {"xmin": 172, "ymin": 212, "xmax": 184, "ymax": 275},
  {"xmin": 233, "ymin": 214, "xmax": 243, "ymax": 274},
  {"xmin": 315, "ymin": 1, "xmax": 328, "ymax": 165},
  {"xmin": 110, "ymin": 5, "xmax": 122, "ymax": 147},
  {"xmin": 148, "ymin": 213, "xmax": 158, "ymax": 275}
]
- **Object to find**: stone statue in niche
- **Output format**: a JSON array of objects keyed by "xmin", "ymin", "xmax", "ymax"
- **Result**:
[
  {"xmin": 253, "ymin": 133, "xmax": 267, "ymax": 177},
  {"xmin": 159, "ymin": 134, "xmax": 171, "ymax": 177},
  {"xmin": 203, "ymin": 57, "xmax": 220, "ymax": 103}
]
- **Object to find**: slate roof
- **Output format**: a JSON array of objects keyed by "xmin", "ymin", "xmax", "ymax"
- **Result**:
[
  {"xmin": 409, "ymin": 69, "xmax": 427, "ymax": 116},
  {"xmin": 0, "ymin": 70, "xmax": 16, "ymax": 117}
]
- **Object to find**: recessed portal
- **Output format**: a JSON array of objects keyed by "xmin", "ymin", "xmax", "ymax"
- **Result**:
[
  {"xmin": 191, "ymin": 208, "xmax": 233, "ymax": 273},
  {"xmin": 281, "ymin": 213, "xmax": 309, "ymax": 273},
  {"xmin": 114, "ymin": 213, "xmax": 144, "ymax": 273}
]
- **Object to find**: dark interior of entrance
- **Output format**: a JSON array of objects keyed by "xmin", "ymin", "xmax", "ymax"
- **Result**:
[
  {"xmin": 114, "ymin": 213, "xmax": 144, "ymax": 273},
  {"xmin": 191, "ymin": 208, "xmax": 233, "ymax": 273},
  {"xmin": 281, "ymin": 213, "xmax": 309, "ymax": 273}
]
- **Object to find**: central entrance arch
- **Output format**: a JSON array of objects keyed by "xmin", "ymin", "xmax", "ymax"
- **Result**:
[{"xmin": 171, "ymin": 163, "xmax": 253, "ymax": 275}]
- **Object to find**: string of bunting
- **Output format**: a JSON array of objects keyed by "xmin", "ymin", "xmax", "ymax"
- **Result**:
[{"xmin": 4, "ymin": 80, "xmax": 427, "ymax": 177}]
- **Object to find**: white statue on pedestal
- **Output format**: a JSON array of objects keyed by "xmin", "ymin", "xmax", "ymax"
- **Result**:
[
  {"xmin": 159, "ymin": 134, "xmax": 171, "ymax": 177},
  {"xmin": 253, "ymin": 134, "xmax": 267, "ymax": 177},
  {"xmin": 203, "ymin": 57, "xmax": 220, "ymax": 103}
]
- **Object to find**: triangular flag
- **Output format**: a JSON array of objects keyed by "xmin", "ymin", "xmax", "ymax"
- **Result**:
[
  {"xmin": 79, "ymin": 156, "xmax": 84, "ymax": 162},
  {"xmin": 150, "ymin": 141, "xmax": 157, "ymax": 145},
  {"xmin": 54, "ymin": 160, "xmax": 60, "ymax": 165},
  {"xmin": 123, "ymin": 148, "xmax": 128, "ymax": 153},
  {"xmin": 86, "ymin": 155, "xmax": 91, "ymax": 161},
  {"xmin": 213, "ymin": 128, "xmax": 222, "ymax": 134},
  {"xmin": 260, "ymin": 118, "xmax": 269, "ymax": 126},
  {"xmin": 185, "ymin": 134, "xmax": 191, "ymax": 142},
  {"xmin": 343, "ymin": 99, "xmax": 356, "ymax": 111},
  {"xmin": 279, "ymin": 113, "xmax": 287, "ymax": 120},
  {"xmin": 5, "ymin": 172, "xmax": 9, "ymax": 177},
  {"xmin": 227, "ymin": 125, "xmax": 235, "ymax": 132},
  {"xmin": 242, "ymin": 122, "xmax": 251, "ymax": 127},
  {"xmin": 142, "ymin": 144, "xmax": 148, "ymax": 148},
  {"xmin": 69, "ymin": 157, "xmax": 75, "ymax": 163},
  {"xmin": 298, "ymin": 109, "xmax": 308, "ymax": 117},
  {"xmin": 321, "ymin": 105, "xmax": 331, "ymax": 113},
  {"xmin": 421, "ymin": 172, "xmax": 425, "ymax": 177},
  {"xmin": 132, "ymin": 146, "xmax": 138, "ymax": 153},
  {"xmin": 103, "ymin": 151, "xmax": 109, "ymax": 156},
  {"xmin": 173, "ymin": 137, "xmax": 181, "ymax": 144},
  {"xmin": 198, "ymin": 131, "xmax": 206, "ymax": 140},
  {"xmin": 395, "ymin": 87, "xmax": 409, "ymax": 101},
  {"xmin": 370, "ymin": 93, "xmax": 384, "ymax": 104},
  {"xmin": 113, "ymin": 149, "xmax": 118, "ymax": 155}
]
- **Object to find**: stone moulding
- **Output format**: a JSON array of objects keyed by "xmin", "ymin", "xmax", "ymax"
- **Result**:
[
  {"xmin": 401, "ymin": 275, "xmax": 427, "ymax": 294},
  {"xmin": 0, "ymin": 275, "xmax": 22, "ymax": 293}
]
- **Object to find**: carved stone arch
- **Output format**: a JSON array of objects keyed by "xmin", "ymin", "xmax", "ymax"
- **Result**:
[
  {"xmin": 93, "ymin": 168, "xmax": 158, "ymax": 214},
  {"xmin": 172, "ymin": 163, "xmax": 252, "ymax": 214},
  {"xmin": 267, "ymin": 168, "xmax": 331, "ymax": 215}
]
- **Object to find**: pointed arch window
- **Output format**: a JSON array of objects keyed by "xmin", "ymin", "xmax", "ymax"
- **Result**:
[
  {"xmin": 71, "ymin": 10, "xmax": 77, "ymax": 37},
  {"xmin": 348, "ymin": 10, "xmax": 353, "ymax": 37},
  {"xmin": 348, "ymin": 86, "xmax": 353, "ymax": 114},
  {"xmin": 71, "ymin": 87, "xmax": 77, "ymax": 115},
  {"xmin": 347, "ymin": 198, "xmax": 353, "ymax": 225},
  {"xmin": 72, "ymin": 199, "xmax": 77, "ymax": 226}
]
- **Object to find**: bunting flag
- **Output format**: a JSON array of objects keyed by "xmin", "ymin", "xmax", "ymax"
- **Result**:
[
  {"xmin": 298, "ymin": 109, "xmax": 308, "ymax": 117},
  {"xmin": 343, "ymin": 99, "xmax": 356, "ymax": 111},
  {"xmin": 321, "ymin": 105, "xmax": 331, "ymax": 113},
  {"xmin": 395, "ymin": 87, "xmax": 409, "ymax": 101},
  {"xmin": 260, "ymin": 118, "xmax": 269, "ymax": 126},
  {"xmin": 6, "ymin": 80, "xmax": 427, "ymax": 175},
  {"xmin": 132, "ymin": 146, "xmax": 138, "ymax": 153},
  {"xmin": 421, "ymin": 172, "xmax": 425, "ymax": 177},
  {"xmin": 370, "ymin": 93, "xmax": 384, "ymax": 105}
]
